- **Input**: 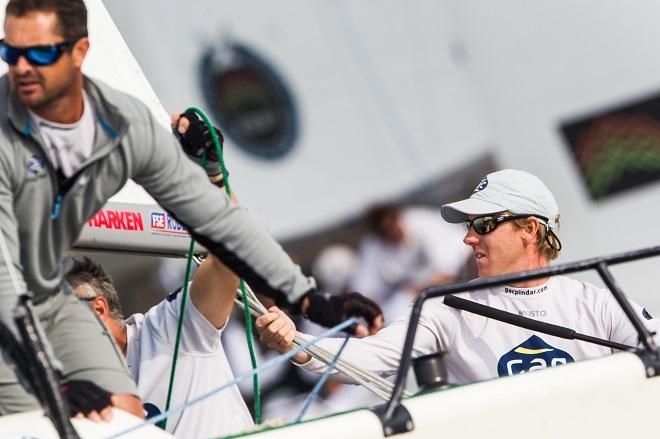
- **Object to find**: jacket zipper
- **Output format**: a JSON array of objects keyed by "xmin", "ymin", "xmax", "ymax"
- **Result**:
[
  {"xmin": 8, "ymin": 89, "xmax": 128, "ymax": 221},
  {"xmin": 41, "ymin": 114, "xmax": 126, "ymax": 220},
  {"xmin": 49, "ymin": 168, "xmax": 86, "ymax": 220},
  {"xmin": 48, "ymin": 130, "xmax": 125, "ymax": 220}
]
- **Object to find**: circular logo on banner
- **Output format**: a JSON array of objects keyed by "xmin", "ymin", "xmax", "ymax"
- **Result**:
[{"xmin": 200, "ymin": 42, "xmax": 298, "ymax": 160}]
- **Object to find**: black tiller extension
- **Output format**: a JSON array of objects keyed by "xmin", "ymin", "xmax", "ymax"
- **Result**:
[{"xmin": 443, "ymin": 295, "xmax": 636, "ymax": 352}]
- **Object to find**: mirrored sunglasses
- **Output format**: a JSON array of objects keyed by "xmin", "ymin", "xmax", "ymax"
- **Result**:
[
  {"xmin": 0, "ymin": 38, "xmax": 80, "ymax": 66},
  {"xmin": 465, "ymin": 213, "xmax": 548, "ymax": 235}
]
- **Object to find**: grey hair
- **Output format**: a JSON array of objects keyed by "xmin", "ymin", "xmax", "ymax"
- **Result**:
[{"xmin": 65, "ymin": 256, "xmax": 124, "ymax": 321}]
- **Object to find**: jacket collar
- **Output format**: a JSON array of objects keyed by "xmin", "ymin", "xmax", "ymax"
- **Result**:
[{"xmin": 82, "ymin": 76, "xmax": 128, "ymax": 140}]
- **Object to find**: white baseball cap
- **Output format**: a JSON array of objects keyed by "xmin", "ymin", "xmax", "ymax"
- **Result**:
[{"xmin": 441, "ymin": 169, "xmax": 559, "ymax": 231}]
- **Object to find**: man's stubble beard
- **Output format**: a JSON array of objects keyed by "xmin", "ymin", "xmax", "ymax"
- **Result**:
[{"xmin": 13, "ymin": 70, "xmax": 78, "ymax": 114}]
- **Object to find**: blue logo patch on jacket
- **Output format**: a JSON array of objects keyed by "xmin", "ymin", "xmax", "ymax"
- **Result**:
[
  {"xmin": 25, "ymin": 154, "xmax": 47, "ymax": 177},
  {"xmin": 497, "ymin": 335, "xmax": 574, "ymax": 377}
]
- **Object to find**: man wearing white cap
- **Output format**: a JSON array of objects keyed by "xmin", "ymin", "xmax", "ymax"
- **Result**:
[
  {"xmin": 440, "ymin": 169, "xmax": 562, "ymax": 280},
  {"xmin": 256, "ymin": 169, "xmax": 660, "ymax": 385}
]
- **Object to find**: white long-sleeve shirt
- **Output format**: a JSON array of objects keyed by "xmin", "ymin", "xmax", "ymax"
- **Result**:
[
  {"xmin": 301, "ymin": 276, "xmax": 660, "ymax": 384},
  {"xmin": 125, "ymin": 289, "xmax": 254, "ymax": 438}
]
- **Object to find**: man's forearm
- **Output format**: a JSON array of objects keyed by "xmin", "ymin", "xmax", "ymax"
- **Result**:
[{"xmin": 189, "ymin": 255, "xmax": 240, "ymax": 329}]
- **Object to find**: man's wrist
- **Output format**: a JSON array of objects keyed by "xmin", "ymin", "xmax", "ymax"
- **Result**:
[{"xmin": 208, "ymin": 172, "xmax": 225, "ymax": 188}]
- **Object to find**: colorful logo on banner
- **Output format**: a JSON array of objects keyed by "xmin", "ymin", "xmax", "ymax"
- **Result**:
[
  {"xmin": 150, "ymin": 212, "xmax": 189, "ymax": 236},
  {"xmin": 497, "ymin": 335, "xmax": 574, "ymax": 377},
  {"xmin": 88, "ymin": 209, "xmax": 144, "ymax": 231},
  {"xmin": 200, "ymin": 42, "xmax": 298, "ymax": 160},
  {"xmin": 561, "ymin": 91, "xmax": 660, "ymax": 200}
]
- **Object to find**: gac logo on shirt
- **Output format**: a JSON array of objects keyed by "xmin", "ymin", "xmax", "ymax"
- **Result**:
[
  {"xmin": 497, "ymin": 335, "xmax": 574, "ymax": 377},
  {"xmin": 642, "ymin": 308, "xmax": 653, "ymax": 320}
]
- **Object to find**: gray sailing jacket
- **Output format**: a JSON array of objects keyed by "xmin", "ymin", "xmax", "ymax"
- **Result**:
[{"xmin": 0, "ymin": 75, "xmax": 314, "ymax": 329}]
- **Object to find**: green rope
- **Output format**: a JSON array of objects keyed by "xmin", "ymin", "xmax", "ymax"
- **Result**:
[
  {"xmin": 162, "ymin": 107, "xmax": 262, "ymax": 428},
  {"xmin": 161, "ymin": 238, "xmax": 197, "ymax": 430}
]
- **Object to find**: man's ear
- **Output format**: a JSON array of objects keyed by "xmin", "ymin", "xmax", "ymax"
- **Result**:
[
  {"xmin": 91, "ymin": 296, "xmax": 110, "ymax": 319},
  {"xmin": 521, "ymin": 217, "xmax": 539, "ymax": 245},
  {"xmin": 71, "ymin": 36, "xmax": 89, "ymax": 68}
]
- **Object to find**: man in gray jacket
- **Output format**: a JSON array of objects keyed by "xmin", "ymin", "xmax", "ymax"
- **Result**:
[{"xmin": 0, "ymin": 0, "xmax": 381, "ymax": 420}]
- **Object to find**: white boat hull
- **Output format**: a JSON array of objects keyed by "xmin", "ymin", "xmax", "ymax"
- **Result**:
[{"xmin": 243, "ymin": 352, "xmax": 657, "ymax": 438}]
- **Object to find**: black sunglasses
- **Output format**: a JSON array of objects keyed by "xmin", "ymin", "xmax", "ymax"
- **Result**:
[
  {"xmin": 0, "ymin": 37, "xmax": 82, "ymax": 66},
  {"xmin": 465, "ymin": 213, "xmax": 548, "ymax": 235}
]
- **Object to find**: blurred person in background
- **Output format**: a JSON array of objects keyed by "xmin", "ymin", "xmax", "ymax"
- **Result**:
[
  {"xmin": 351, "ymin": 203, "xmax": 473, "ymax": 321},
  {"xmin": 312, "ymin": 244, "xmax": 358, "ymax": 295}
]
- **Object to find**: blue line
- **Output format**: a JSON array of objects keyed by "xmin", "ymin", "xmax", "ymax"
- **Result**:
[
  {"xmin": 105, "ymin": 318, "xmax": 357, "ymax": 439},
  {"xmin": 97, "ymin": 112, "xmax": 119, "ymax": 139},
  {"xmin": 49, "ymin": 194, "xmax": 62, "ymax": 220},
  {"xmin": 294, "ymin": 334, "xmax": 350, "ymax": 422}
]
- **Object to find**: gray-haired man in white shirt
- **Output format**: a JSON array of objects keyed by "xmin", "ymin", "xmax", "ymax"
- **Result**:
[{"xmin": 67, "ymin": 254, "xmax": 255, "ymax": 438}]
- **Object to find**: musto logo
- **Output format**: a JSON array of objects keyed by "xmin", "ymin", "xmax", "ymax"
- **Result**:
[
  {"xmin": 150, "ymin": 212, "xmax": 189, "ymax": 235},
  {"xmin": 497, "ymin": 335, "xmax": 574, "ymax": 377}
]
